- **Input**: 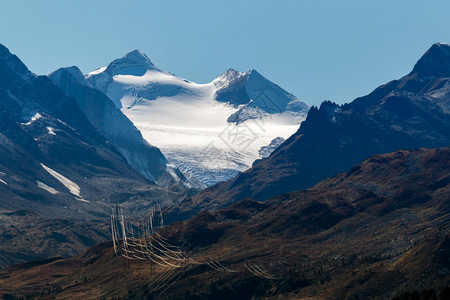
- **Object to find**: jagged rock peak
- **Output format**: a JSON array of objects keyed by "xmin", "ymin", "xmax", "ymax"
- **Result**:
[
  {"xmin": 0, "ymin": 44, "xmax": 34, "ymax": 79},
  {"xmin": 410, "ymin": 42, "xmax": 450, "ymax": 78},
  {"xmin": 49, "ymin": 66, "xmax": 84, "ymax": 83}
]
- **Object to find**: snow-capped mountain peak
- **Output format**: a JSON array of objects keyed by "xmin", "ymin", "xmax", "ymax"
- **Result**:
[
  {"xmin": 84, "ymin": 53, "xmax": 308, "ymax": 186},
  {"xmin": 213, "ymin": 67, "xmax": 302, "ymax": 114},
  {"xmin": 214, "ymin": 68, "xmax": 244, "ymax": 82},
  {"xmin": 84, "ymin": 49, "xmax": 162, "ymax": 103},
  {"xmin": 122, "ymin": 49, "xmax": 154, "ymax": 65},
  {"xmin": 104, "ymin": 49, "xmax": 158, "ymax": 76}
]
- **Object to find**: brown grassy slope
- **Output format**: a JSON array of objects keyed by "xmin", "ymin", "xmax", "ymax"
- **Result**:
[
  {"xmin": 0, "ymin": 210, "xmax": 109, "ymax": 268},
  {"xmin": 0, "ymin": 147, "xmax": 449, "ymax": 299}
]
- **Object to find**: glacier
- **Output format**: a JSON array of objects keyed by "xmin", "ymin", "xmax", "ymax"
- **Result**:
[{"xmin": 84, "ymin": 50, "xmax": 309, "ymax": 186}]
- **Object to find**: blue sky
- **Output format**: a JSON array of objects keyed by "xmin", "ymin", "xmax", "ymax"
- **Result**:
[{"xmin": 0, "ymin": 0, "xmax": 449, "ymax": 107}]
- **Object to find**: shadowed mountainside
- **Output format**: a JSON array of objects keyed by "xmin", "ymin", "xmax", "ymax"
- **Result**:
[{"xmin": 1, "ymin": 146, "xmax": 448, "ymax": 299}]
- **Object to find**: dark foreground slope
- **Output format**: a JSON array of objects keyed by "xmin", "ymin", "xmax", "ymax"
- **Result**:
[
  {"xmin": 1, "ymin": 147, "xmax": 448, "ymax": 299},
  {"xmin": 0, "ymin": 210, "xmax": 109, "ymax": 268},
  {"xmin": 180, "ymin": 43, "xmax": 450, "ymax": 215}
]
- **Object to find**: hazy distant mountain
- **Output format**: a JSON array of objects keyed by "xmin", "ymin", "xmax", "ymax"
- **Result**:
[
  {"xmin": 180, "ymin": 42, "xmax": 450, "ymax": 212},
  {"xmin": 84, "ymin": 50, "xmax": 309, "ymax": 186}
]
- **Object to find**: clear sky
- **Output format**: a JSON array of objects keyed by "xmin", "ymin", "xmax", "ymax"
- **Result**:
[{"xmin": 0, "ymin": 0, "xmax": 449, "ymax": 107}]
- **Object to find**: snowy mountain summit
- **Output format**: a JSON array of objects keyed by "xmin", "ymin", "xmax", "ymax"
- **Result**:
[
  {"xmin": 214, "ymin": 68, "xmax": 297, "ymax": 109},
  {"xmin": 102, "ymin": 49, "xmax": 159, "ymax": 77},
  {"xmin": 84, "ymin": 50, "xmax": 309, "ymax": 186},
  {"xmin": 215, "ymin": 69, "xmax": 309, "ymax": 125}
]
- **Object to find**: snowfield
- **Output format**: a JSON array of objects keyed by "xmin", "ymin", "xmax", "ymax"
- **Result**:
[{"xmin": 85, "ymin": 50, "xmax": 307, "ymax": 186}]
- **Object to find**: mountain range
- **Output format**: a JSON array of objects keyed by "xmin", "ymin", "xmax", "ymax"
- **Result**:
[
  {"xmin": 0, "ymin": 44, "xmax": 164, "ymax": 220},
  {"xmin": 175, "ymin": 42, "xmax": 450, "ymax": 216},
  {"xmin": 49, "ymin": 66, "xmax": 184, "ymax": 187},
  {"xmin": 0, "ymin": 43, "xmax": 307, "ymax": 267},
  {"xmin": 0, "ymin": 41, "xmax": 449, "ymax": 299},
  {"xmin": 0, "ymin": 44, "xmax": 188, "ymax": 267},
  {"xmin": 82, "ymin": 50, "xmax": 309, "ymax": 186}
]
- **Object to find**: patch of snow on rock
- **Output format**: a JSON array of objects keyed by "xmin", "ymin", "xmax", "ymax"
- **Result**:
[
  {"xmin": 46, "ymin": 127, "xmax": 56, "ymax": 135},
  {"xmin": 40, "ymin": 163, "xmax": 89, "ymax": 202},
  {"xmin": 37, "ymin": 181, "xmax": 59, "ymax": 194},
  {"xmin": 22, "ymin": 112, "xmax": 42, "ymax": 126}
]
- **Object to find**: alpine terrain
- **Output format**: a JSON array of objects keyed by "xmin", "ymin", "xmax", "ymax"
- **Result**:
[
  {"xmin": 1, "ymin": 147, "xmax": 448, "ymax": 299},
  {"xmin": 0, "ymin": 40, "xmax": 449, "ymax": 300},
  {"xmin": 180, "ymin": 42, "xmax": 450, "ymax": 214},
  {"xmin": 0, "ymin": 44, "xmax": 187, "ymax": 267},
  {"xmin": 49, "ymin": 66, "xmax": 190, "ymax": 188},
  {"xmin": 83, "ymin": 50, "xmax": 309, "ymax": 186}
]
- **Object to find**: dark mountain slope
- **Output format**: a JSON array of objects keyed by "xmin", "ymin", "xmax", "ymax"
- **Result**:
[
  {"xmin": 184, "ymin": 43, "xmax": 450, "ymax": 213},
  {"xmin": 0, "ymin": 44, "xmax": 161, "ymax": 220},
  {"xmin": 0, "ymin": 45, "xmax": 187, "ymax": 267},
  {"xmin": 1, "ymin": 146, "xmax": 448, "ymax": 299}
]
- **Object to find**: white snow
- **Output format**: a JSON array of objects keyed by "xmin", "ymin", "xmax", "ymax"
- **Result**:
[
  {"xmin": 86, "ymin": 56, "xmax": 304, "ymax": 186},
  {"xmin": 46, "ymin": 127, "xmax": 56, "ymax": 135},
  {"xmin": 76, "ymin": 197, "xmax": 90, "ymax": 203},
  {"xmin": 37, "ymin": 181, "xmax": 59, "ymax": 194},
  {"xmin": 22, "ymin": 112, "xmax": 42, "ymax": 126},
  {"xmin": 40, "ymin": 163, "xmax": 90, "ymax": 202},
  {"xmin": 87, "ymin": 67, "xmax": 107, "ymax": 77},
  {"xmin": 0, "ymin": 171, "xmax": 6, "ymax": 185},
  {"xmin": 121, "ymin": 79, "xmax": 300, "ymax": 184},
  {"xmin": 114, "ymin": 70, "xmax": 187, "ymax": 86}
]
